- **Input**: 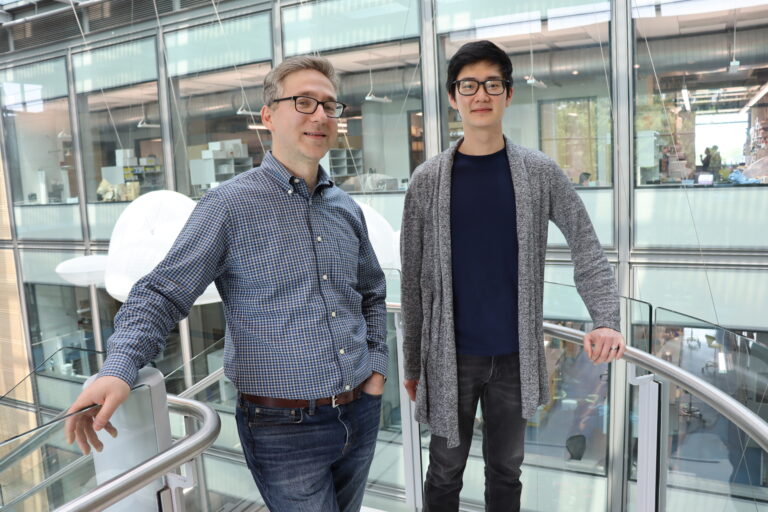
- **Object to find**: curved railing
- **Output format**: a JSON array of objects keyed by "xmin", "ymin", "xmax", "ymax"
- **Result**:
[
  {"xmin": 54, "ymin": 395, "xmax": 220, "ymax": 512},
  {"xmin": 2, "ymin": 281, "xmax": 767, "ymax": 511},
  {"xmin": 543, "ymin": 321, "xmax": 768, "ymax": 454}
]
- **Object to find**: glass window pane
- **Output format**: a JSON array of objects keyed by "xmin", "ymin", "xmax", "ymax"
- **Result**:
[
  {"xmin": 0, "ymin": 59, "xmax": 83, "ymax": 240},
  {"xmin": 73, "ymin": 38, "xmax": 165, "ymax": 240},
  {"xmin": 170, "ymin": 62, "xmax": 270, "ymax": 198},
  {"xmin": 634, "ymin": 266, "xmax": 768, "ymax": 332},
  {"xmin": 323, "ymin": 41, "xmax": 425, "ymax": 197},
  {"xmin": 436, "ymin": 0, "xmax": 613, "ymax": 247},
  {"xmin": 187, "ymin": 302, "xmax": 226, "ymax": 382},
  {"xmin": 165, "ymin": 14, "xmax": 271, "ymax": 77},
  {"xmin": 632, "ymin": 4, "xmax": 768, "ymax": 249},
  {"xmin": 165, "ymin": 15, "xmax": 272, "ymax": 198},
  {"xmin": 96, "ymin": 282, "xmax": 184, "ymax": 392},
  {"xmin": 282, "ymin": 0, "xmax": 420, "ymax": 56},
  {"xmin": 17, "ymin": 249, "xmax": 99, "ymax": 409}
]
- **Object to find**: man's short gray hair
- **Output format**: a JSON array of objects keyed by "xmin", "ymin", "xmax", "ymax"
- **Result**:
[{"xmin": 263, "ymin": 56, "xmax": 340, "ymax": 106}]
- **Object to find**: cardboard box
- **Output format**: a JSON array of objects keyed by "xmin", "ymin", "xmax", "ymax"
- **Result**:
[{"xmin": 139, "ymin": 157, "xmax": 157, "ymax": 166}]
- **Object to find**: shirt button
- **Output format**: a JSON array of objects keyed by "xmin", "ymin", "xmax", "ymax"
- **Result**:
[
  {"xmin": 345, "ymin": 385, "xmax": 351, "ymax": 390},
  {"xmin": 287, "ymin": 189, "xmax": 293, "ymax": 195},
  {"xmin": 339, "ymin": 348, "xmax": 345, "ymax": 354},
  {"xmin": 316, "ymin": 236, "xmax": 322, "ymax": 242},
  {"xmin": 322, "ymin": 274, "xmax": 328, "ymax": 280},
  {"xmin": 331, "ymin": 311, "xmax": 336, "ymax": 318},
  {"xmin": 292, "ymin": 177, "xmax": 300, "ymax": 183}
]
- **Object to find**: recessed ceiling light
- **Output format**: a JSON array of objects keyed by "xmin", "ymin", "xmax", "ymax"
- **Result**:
[{"xmin": 571, "ymin": 70, "xmax": 579, "ymax": 75}]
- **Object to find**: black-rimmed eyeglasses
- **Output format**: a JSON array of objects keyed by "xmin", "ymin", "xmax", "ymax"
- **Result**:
[
  {"xmin": 271, "ymin": 95, "xmax": 347, "ymax": 118},
  {"xmin": 451, "ymin": 79, "xmax": 511, "ymax": 96}
]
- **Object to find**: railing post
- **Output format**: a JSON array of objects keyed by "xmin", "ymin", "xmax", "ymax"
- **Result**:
[
  {"xmin": 86, "ymin": 367, "xmax": 172, "ymax": 511},
  {"xmin": 627, "ymin": 363, "xmax": 666, "ymax": 512},
  {"xmin": 395, "ymin": 312, "xmax": 424, "ymax": 511}
]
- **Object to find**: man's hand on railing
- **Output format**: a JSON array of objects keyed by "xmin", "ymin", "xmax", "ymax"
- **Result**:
[
  {"xmin": 584, "ymin": 327, "xmax": 626, "ymax": 364},
  {"xmin": 64, "ymin": 376, "xmax": 130, "ymax": 455},
  {"xmin": 404, "ymin": 379, "xmax": 418, "ymax": 401}
]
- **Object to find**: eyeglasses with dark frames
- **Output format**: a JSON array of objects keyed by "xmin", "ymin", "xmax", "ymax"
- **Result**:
[
  {"xmin": 271, "ymin": 95, "xmax": 347, "ymax": 118},
  {"xmin": 452, "ymin": 79, "xmax": 511, "ymax": 96}
]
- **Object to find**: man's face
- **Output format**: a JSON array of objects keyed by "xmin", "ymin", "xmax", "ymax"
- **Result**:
[
  {"xmin": 261, "ymin": 69, "xmax": 339, "ymax": 166},
  {"xmin": 448, "ymin": 61, "xmax": 513, "ymax": 132}
]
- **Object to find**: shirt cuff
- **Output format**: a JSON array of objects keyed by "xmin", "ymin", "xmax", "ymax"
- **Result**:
[
  {"xmin": 369, "ymin": 351, "xmax": 389, "ymax": 380},
  {"xmin": 98, "ymin": 353, "xmax": 140, "ymax": 388}
]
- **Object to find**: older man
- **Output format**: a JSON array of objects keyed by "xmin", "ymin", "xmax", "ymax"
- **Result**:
[{"xmin": 66, "ymin": 56, "xmax": 387, "ymax": 512}]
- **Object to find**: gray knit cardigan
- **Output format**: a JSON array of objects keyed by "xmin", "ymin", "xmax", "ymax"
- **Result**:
[{"xmin": 400, "ymin": 137, "xmax": 620, "ymax": 448}]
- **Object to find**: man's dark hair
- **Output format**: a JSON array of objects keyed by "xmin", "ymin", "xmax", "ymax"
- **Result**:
[{"xmin": 446, "ymin": 40, "xmax": 513, "ymax": 99}]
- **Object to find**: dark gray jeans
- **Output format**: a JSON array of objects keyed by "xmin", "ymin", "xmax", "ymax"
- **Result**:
[{"xmin": 424, "ymin": 353, "xmax": 527, "ymax": 512}]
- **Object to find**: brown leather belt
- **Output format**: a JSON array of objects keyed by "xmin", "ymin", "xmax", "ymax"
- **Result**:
[{"xmin": 240, "ymin": 383, "xmax": 364, "ymax": 409}]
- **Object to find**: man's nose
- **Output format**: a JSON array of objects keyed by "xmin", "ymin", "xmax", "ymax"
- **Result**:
[
  {"xmin": 474, "ymin": 85, "xmax": 490, "ymax": 100},
  {"xmin": 310, "ymin": 106, "xmax": 331, "ymax": 122}
]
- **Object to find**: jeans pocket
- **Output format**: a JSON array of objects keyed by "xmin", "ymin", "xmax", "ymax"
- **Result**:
[{"xmin": 247, "ymin": 405, "xmax": 304, "ymax": 427}]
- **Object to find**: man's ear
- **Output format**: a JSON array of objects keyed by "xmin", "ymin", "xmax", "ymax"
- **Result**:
[
  {"xmin": 448, "ymin": 91, "xmax": 458, "ymax": 111},
  {"xmin": 261, "ymin": 104, "xmax": 274, "ymax": 132},
  {"xmin": 505, "ymin": 87, "xmax": 514, "ymax": 107}
]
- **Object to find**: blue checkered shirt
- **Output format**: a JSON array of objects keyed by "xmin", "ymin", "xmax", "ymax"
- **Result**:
[{"xmin": 100, "ymin": 152, "xmax": 388, "ymax": 399}]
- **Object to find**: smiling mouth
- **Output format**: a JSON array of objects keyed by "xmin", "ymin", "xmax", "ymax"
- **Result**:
[
  {"xmin": 304, "ymin": 131, "xmax": 327, "ymax": 138},
  {"xmin": 471, "ymin": 108, "xmax": 492, "ymax": 113}
]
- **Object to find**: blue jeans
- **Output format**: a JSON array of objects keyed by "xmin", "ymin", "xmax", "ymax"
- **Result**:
[
  {"xmin": 424, "ymin": 353, "xmax": 527, "ymax": 512},
  {"xmin": 235, "ymin": 391, "xmax": 382, "ymax": 512}
]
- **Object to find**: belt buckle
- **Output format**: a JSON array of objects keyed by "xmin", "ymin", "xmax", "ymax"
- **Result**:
[{"xmin": 331, "ymin": 394, "xmax": 339, "ymax": 408}]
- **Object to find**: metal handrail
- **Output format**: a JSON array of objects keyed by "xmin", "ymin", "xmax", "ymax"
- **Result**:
[
  {"xmin": 390, "ymin": 302, "xmax": 768, "ymax": 451},
  {"xmin": 541, "ymin": 321, "xmax": 768, "ymax": 454},
  {"xmin": 3, "ymin": 303, "xmax": 765, "ymax": 511},
  {"xmin": 53, "ymin": 395, "xmax": 220, "ymax": 512}
]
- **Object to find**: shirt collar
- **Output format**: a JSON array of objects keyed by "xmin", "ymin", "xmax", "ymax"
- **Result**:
[{"xmin": 261, "ymin": 151, "xmax": 334, "ymax": 192}]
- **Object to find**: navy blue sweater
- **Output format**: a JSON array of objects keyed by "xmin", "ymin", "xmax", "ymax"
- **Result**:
[{"xmin": 450, "ymin": 148, "xmax": 519, "ymax": 356}]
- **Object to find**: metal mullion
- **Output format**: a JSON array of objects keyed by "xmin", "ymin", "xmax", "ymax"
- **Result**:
[
  {"xmin": 272, "ymin": 0, "xmax": 283, "ymax": 64},
  {"xmin": 610, "ymin": 0, "xmax": 634, "ymax": 511},
  {"xmin": 156, "ymin": 27, "xmax": 175, "ymax": 192},
  {"xmin": 395, "ymin": 311, "xmax": 423, "ymax": 511},
  {"xmin": 66, "ymin": 49, "xmax": 91, "ymax": 249},
  {"xmin": 178, "ymin": 317, "xmax": 194, "ymax": 390},
  {"xmin": 418, "ymin": 0, "xmax": 440, "ymax": 160}
]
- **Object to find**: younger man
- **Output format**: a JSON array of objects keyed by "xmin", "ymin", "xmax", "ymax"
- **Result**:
[{"xmin": 400, "ymin": 40, "xmax": 625, "ymax": 511}]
